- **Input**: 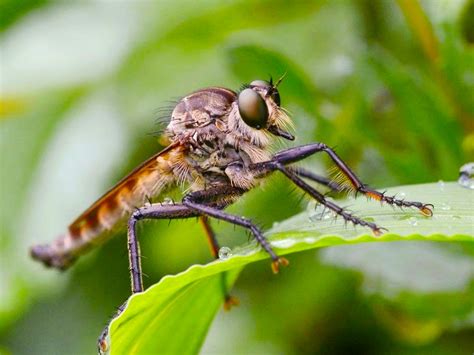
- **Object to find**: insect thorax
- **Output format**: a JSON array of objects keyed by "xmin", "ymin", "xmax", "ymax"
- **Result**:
[{"xmin": 165, "ymin": 88, "xmax": 273, "ymax": 191}]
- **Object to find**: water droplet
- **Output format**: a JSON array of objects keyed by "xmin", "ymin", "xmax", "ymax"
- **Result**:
[
  {"xmin": 162, "ymin": 197, "xmax": 173, "ymax": 204},
  {"xmin": 438, "ymin": 180, "xmax": 445, "ymax": 191},
  {"xmin": 365, "ymin": 217, "xmax": 375, "ymax": 222},
  {"xmin": 460, "ymin": 179, "xmax": 474, "ymax": 189},
  {"xmin": 218, "ymin": 247, "xmax": 232, "ymax": 260},
  {"xmin": 398, "ymin": 192, "xmax": 406, "ymax": 199},
  {"xmin": 440, "ymin": 203, "xmax": 451, "ymax": 211},
  {"xmin": 458, "ymin": 163, "xmax": 474, "ymax": 189},
  {"xmin": 408, "ymin": 217, "xmax": 418, "ymax": 226},
  {"xmin": 460, "ymin": 162, "xmax": 474, "ymax": 174}
]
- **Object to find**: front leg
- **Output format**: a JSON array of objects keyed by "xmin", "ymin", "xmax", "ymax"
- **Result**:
[
  {"xmin": 253, "ymin": 143, "xmax": 434, "ymax": 217},
  {"xmin": 280, "ymin": 165, "xmax": 385, "ymax": 235}
]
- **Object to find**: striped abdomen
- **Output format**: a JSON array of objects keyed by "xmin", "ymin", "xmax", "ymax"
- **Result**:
[{"xmin": 30, "ymin": 144, "xmax": 187, "ymax": 270}]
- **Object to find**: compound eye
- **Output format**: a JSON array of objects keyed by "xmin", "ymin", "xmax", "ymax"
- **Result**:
[
  {"xmin": 238, "ymin": 88, "xmax": 269, "ymax": 129},
  {"xmin": 250, "ymin": 79, "xmax": 270, "ymax": 88}
]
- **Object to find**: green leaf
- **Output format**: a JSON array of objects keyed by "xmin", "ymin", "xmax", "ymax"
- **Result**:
[{"xmin": 108, "ymin": 182, "xmax": 473, "ymax": 354}]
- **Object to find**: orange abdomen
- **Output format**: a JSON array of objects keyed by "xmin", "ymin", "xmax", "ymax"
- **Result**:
[{"xmin": 30, "ymin": 144, "xmax": 186, "ymax": 269}]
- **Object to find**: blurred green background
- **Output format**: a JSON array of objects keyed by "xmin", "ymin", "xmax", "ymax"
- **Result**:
[{"xmin": 1, "ymin": 0, "xmax": 473, "ymax": 354}]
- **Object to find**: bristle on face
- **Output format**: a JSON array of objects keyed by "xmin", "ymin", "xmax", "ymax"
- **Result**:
[{"xmin": 273, "ymin": 107, "xmax": 294, "ymax": 133}]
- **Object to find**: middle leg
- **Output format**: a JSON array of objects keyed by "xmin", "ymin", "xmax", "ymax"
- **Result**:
[{"xmin": 183, "ymin": 187, "xmax": 289, "ymax": 273}]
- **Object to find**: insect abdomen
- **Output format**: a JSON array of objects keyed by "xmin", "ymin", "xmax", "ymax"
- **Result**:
[
  {"xmin": 30, "ymin": 146, "xmax": 184, "ymax": 270},
  {"xmin": 30, "ymin": 174, "xmax": 165, "ymax": 269}
]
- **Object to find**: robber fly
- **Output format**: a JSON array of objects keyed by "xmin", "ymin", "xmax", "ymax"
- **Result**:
[{"xmin": 31, "ymin": 78, "xmax": 433, "ymax": 352}]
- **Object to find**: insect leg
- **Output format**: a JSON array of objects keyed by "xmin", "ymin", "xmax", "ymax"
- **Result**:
[
  {"xmin": 199, "ymin": 216, "xmax": 220, "ymax": 258},
  {"xmin": 277, "ymin": 164, "xmax": 386, "ymax": 235},
  {"xmin": 128, "ymin": 204, "xmax": 198, "ymax": 293},
  {"xmin": 290, "ymin": 167, "xmax": 344, "ymax": 192},
  {"xmin": 199, "ymin": 216, "xmax": 239, "ymax": 310},
  {"xmin": 99, "ymin": 204, "xmax": 198, "ymax": 354},
  {"xmin": 256, "ymin": 143, "xmax": 433, "ymax": 216},
  {"xmin": 183, "ymin": 188, "xmax": 288, "ymax": 274}
]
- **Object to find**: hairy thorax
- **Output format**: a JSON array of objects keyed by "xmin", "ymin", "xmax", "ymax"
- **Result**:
[{"xmin": 165, "ymin": 87, "xmax": 273, "ymax": 191}]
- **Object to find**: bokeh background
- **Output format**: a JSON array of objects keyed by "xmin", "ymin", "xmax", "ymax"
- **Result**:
[{"xmin": 1, "ymin": 1, "xmax": 473, "ymax": 354}]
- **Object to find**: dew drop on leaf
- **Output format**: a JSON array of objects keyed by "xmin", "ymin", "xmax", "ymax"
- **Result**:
[
  {"xmin": 438, "ymin": 180, "xmax": 445, "ymax": 191},
  {"xmin": 440, "ymin": 203, "xmax": 451, "ymax": 211},
  {"xmin": 458, "ymin": 162, "xmax": 474, "ymax": 189},
  {"xmin": 218, "ymin": 247, "xmax": 232, "ymax": 260},
  {"xmin": 408, "ymin": 217, "xmax": 418, "ymax": 226}
]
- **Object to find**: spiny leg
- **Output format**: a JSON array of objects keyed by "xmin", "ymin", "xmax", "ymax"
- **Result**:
[
  {"xmin": 199, "ymin": 216, "xmax": 239, "ymax": 310},
  {"xmin": 98, "ymin": 204, "xmax": 198, "ymax": 353},
  {"xmin": 183, "ymin": 187, "xmax": 289, "ymax": 273},
  {"xmin": 98, "ymin": 301, "xmax": 127, "ymax": 354},
  {"xmin": 128, "ymin": 209, "xmax": 144, "ymax": 294},
  {"xmin": 279, "ymin": 165, "xmax": 385, "ymax": 235},
  {"xmin": 290, "ymin": 167, "xmax": 344, "ymax": 192},
  {"xmin": 127, "ymin": 204, "xmax": 202, "ymax": 293},
  {"xmin": 258, "ymin": 143, "xmax": 433, "ymax": 216}
]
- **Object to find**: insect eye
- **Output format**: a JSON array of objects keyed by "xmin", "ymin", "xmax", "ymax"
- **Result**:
[
  {"xmin": 238, "ymin": 88, "xmax": 269, "ymax": 129},
  {"xmin": 250, "ymin": 79, "xmax": 280, "ymax": 106},
  {"xmin": 250, "ymin": 79, "xmax": 270, "ymax": 88}
]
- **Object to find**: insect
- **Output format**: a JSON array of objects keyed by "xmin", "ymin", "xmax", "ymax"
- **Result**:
[{"xmin": 30, "ymin": 77, "xmax": 433, "ymax": 351}]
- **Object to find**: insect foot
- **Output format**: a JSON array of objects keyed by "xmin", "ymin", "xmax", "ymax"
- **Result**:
[
  {"xmin": 223, "ymin": 295, "xmax": 240, "ymax": 311},
  {"xmin": 97, "ymin": 329, "xmax": 109, "ymax": 354},
  {"xmin": 271, "ymin": 256, "xmax": 290, "ymax": 274},
  {"xmin": 420, "ymin": 204, "xmax": 434, "ymax": 217},
  {"xmin": 373, "ymin": 227, "xmax": 388, "ymax": 237}
]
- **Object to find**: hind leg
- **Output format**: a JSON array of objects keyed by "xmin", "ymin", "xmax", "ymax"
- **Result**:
[
  {"xmin": 199, "ymin": 216, "xmax": 239, "ymax": 310},
  {"xmin": 98, "ymin": 204, "xmax": 198, "ymax": 353}
]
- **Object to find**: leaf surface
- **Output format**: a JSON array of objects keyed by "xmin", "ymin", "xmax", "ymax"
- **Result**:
[{"xmin": 108, "ymin": 182, "xmax": 474, "ymax": 354}]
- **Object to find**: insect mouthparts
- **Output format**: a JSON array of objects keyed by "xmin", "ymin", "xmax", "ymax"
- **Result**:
[{"xmin": 268, "ymin": 125, "xmax": 295, "ymax": 140}]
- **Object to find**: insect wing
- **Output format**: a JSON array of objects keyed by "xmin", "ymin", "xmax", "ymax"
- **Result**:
[{"xmin": 68, "ymin": 143, "xmax": 182, "ymax": 238}]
